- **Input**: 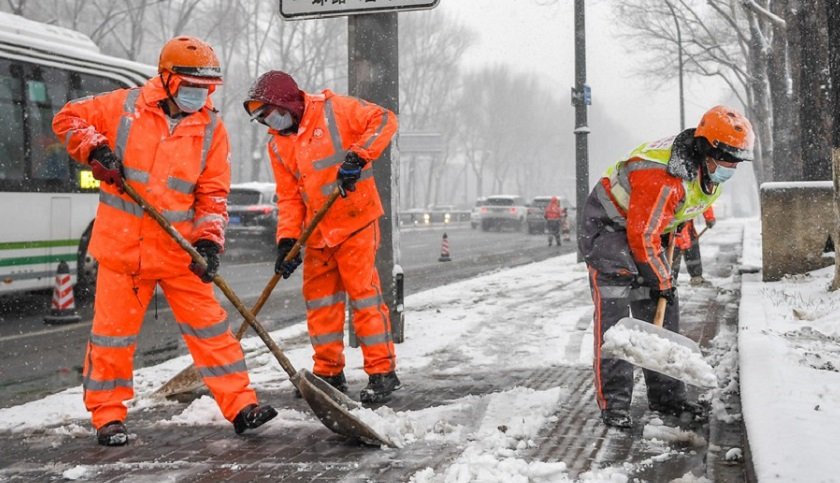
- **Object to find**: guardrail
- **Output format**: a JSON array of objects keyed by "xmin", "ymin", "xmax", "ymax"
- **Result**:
[{"xmin": 397, "ymin": 210, "xmax": 471, "ymax": 226}]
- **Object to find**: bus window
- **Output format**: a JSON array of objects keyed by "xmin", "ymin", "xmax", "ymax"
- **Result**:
[
  {"xmin": 28, "ymin": 65, "xmax": 71, "ymax": 185},
  {"xmin": 0, "ymin": 59, "xmax": 25, "ymax": 185},
  {"xmin": 69, "ymin": 71, "xmax": 124, "ymax": 100}
]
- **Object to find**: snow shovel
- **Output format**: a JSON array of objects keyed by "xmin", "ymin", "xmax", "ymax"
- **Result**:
[
  {"xmin": 123, "ymin": 183, "xmax": 395, "ymax": 447},
  {"xmin": 153, "ymin": 187, "xmax": 342, "ymax": 399},
  {"xmin": 600, "ymin": 235, "xmax": 717, "ymax": 388}
]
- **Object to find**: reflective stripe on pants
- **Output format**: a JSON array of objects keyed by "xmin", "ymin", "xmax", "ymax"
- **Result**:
[
  {"xmin": 83, "ymin": 266, "xmax": 257, "ymax": 428},
  {"xmin": 581, "ymin": 226, "xmax": 686, "ymax": 413},
  {"xmin": 302, "ymin": 222, "xmax": 396, "ymax": 376}
]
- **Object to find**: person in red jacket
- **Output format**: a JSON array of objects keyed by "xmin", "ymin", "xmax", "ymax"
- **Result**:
[
  {"xmin": 577, "ymin": 106, "xmax": 754, "ymax": 428},
  {"xmin": 544, "ymin": 196, "xmax": 563, "ymax": 247},
  {"xmin": 53, "ymin": 36, "xmax": 276, "ymax": 446},
  {"xmin": 672, "ymin": 207, "xmax": 716, "ymax": 286},
  {"xmin": 243, "ymin": 71, "xmax": 400, "ymax": 403}
]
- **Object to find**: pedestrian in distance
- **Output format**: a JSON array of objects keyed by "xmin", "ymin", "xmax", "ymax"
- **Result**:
[
  {"xmin": 544, "ymin": 196, "xmax": 563, "ymax": 247},
  {"xmin": 577, "ymin": 106, "xmax": 754, "ymax": 429},
  {"xmin": 243, "ymin": 71, "xmax": 401, "ymax": 404},
  {"xmin": 52, "ymin": 36, "xmax": 277, "ymax": 447},
  {"xmin": 672, "ymin": 207, "xmax": 716, "ymax": 287}
]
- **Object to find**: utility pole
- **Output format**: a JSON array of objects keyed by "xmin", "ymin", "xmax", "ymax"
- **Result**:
[
  {"xmin": 573, "ymin": 0, "xmax": 590, "ymax": 262},
  {"xmin": 664, "ymin": 0, "xmax": 685, "ymax": 130}
]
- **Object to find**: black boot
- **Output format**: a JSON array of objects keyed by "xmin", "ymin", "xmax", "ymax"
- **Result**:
[
  {"xmin": 548, "ymin": 236, "xmax": 553, "ymax": 247},
  {"xmin": 96, "ymin": 420, "xmax": 128, "ymax": 446},
  {"xmin": 233, "ymin": 404, "xmax": 278, "ymax": 435},
  {"xmin": 294, "ymin": 371, "xmax": 348, "ymax": 398},
  {"xmin": 600, "ymin": 408, "xmax": 632, "ymax": 429},
  {"xmin": 649, "ymin": 400, "xmax": 709, "ymax": 424},
  {"xmin": 360, "ymin": 371, "xmax": 402, "ymax": 404}
]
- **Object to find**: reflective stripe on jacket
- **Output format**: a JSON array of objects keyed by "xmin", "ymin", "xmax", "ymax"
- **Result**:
[
  {"xmin": 52, "ymin": 76, "xmax": 230, "ymax": 276},
  {"xmin": 268, "ymin": 90, "xmax": 398, "ymax": 248},
  {"xmin": 595, "ymin": 135, "xmax": 720, "ymax": 289}
]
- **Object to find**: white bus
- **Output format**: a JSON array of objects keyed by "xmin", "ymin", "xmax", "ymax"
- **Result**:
[{"xmin": 0, "ymin": 12, "xmax": 154, "ymax": 300}]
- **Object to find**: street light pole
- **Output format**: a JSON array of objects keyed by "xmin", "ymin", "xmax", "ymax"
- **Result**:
[
  {"xmin": 665, "ymin": 0, "xmax": 685, "ymax": 130},
  {"xmin": 573, "ymin": 0, "xmax": 589, "ymax": 263}
]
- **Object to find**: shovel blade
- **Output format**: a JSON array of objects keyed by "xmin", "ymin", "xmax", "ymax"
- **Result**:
[
  {"xmin": 601, "ymin": 317, "xmax": 717, "ymax": 388},
  {"xmin": 293, "ymin": 369, "xmax": 396, "ymax": 447},
  {"xmin": 152, "ymin": 365, "xmax": 204, "ymax": 400}
]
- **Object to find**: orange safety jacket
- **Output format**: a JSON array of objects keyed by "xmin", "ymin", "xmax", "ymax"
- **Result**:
[
  {"xmin": 593, "ymin": 133, "xmax": 720, "ymax": 290},
  {"xmin": 544, "ymin": 199, "xmax": 563, "ymax": 220},
  {"xmin": 267, "ymin": 90, "xmax": 398, "ymax": 247},
  {"xmin": 53, "ymin": 76, "xmax": 230, "ymax": 277}
]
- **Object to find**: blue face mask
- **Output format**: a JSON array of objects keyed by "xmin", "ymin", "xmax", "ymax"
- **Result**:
[
  {"xmin": 174, "ymin": 86, "xmax": 208, "ymax": 113},
  {"xmin": 264, "ymin": 110, "xmax": 294, "ymax": 132},
  {"xmin": 708, "ymin": 160, "xmax": 736, "ymax": 184}
]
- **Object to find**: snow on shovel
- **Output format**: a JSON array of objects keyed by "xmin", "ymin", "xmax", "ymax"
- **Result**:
[
  {"xmin": 600, "ymin": 238, "xmax": 717, "ymax": 389},
  {"xmin": 123, "ymin": 182, "xmax": 396, "ymax": 447}
]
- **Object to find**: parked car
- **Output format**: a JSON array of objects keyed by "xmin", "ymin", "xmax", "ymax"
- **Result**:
[
  {"xmin": 470, "ymin": 197, "xmax": 487, "ymax": 229},
  {"xmin": 226, "ymin": 182, "xmax": 278, "ymax": 246},
  {"xmin": 526, "ymin": 195, "xmax": 569, "ymax": 234},
  {"xmin": 477, "ymin": 195, "xmax": 528, "ymax": 232}
]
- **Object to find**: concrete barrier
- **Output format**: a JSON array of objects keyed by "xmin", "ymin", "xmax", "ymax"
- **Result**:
[{"xmin": 760, "ymin": 181, "xmax": 835, "ymax": 281}]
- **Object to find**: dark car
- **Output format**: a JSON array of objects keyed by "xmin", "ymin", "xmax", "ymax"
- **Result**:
[{"xmin": 226, "ymin": 182, "xmax": 278, "ymax": 246}]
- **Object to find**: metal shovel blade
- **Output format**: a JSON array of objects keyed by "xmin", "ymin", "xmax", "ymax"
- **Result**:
[
  {"xmin": 601, "ymin": 317, "xmax": 718, "ymax": 388},
  {"xmin": 293, "ymin": 369, "xmax": 396, "ymax": 447},
  {"xmin": 153, "ymin": 365, "xmax": 204, "ymax": 400}
]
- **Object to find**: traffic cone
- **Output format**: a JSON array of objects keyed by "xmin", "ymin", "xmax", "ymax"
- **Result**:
[
  {"xmin": 44, "ymin": 260, "xmax": 82, "ymax": 325},
  {"xmin": 438, "ymin": 232, "xmax": 451, "ymax": 262}
]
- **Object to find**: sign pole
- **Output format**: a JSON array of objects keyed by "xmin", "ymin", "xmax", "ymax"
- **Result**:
[{"xmin": 348, "ymin": 13, "xmax": 403, "ymax": 343}]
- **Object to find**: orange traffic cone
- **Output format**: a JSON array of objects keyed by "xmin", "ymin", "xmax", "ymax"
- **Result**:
[
  {"xmin": 438, "ymin": 232, "xmax": 451, "ymax": 262},
  {"xmin": 44, "ymin": 260, "xmax": 81, "ymax": 325}
]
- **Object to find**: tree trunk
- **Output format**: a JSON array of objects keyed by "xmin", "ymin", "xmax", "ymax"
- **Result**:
[
  {"xmin": 826, "ymin": 0, "xmax": 840, "ymax": 290},
  {"xmin": 769, "ymin": 0, "xmax": 800, "ymax": 181},
  {"xmin": 797, "ymin": 0, "xmax": 833, "ymax": 181},
  {"xmin": 745, "ymin": 9, "xmax": 774, "ymax": 183}
]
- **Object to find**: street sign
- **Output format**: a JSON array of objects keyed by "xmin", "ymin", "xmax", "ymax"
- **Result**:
[
  {"xmin": 570, "ymin": 84, "xmax": 592, "ymax": 106},
  {"xmin": 398, "ymin": 132, "xmax": 444, "ymax": 153},
  {"xmin": 280, "ymin": 0, "xmax": 440, "ymax": 20}
]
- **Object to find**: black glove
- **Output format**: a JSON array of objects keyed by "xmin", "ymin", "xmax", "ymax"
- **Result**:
[
  {"xmin": 706, "ymin": 219, "xmax": 716, "ymax": 229},
  {"xmin": 89, "ymin": 145, "xmax": 125, "ymax": 192},
  {"xmin": 275, "ymin": 238, "xmax": 302, "ymax": 279},
  {"xmin": 189, "ymin": 240, "xmax": 221, "ymax": 283},
  {"xmin": 337, "ymin": 151, "xmax": 365, "ymax": 197},
  {"xmin": 650, "ymin": 286, "xmax": 677, "ymax": 305}
]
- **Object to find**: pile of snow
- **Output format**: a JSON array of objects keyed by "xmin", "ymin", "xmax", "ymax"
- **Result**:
[
  {"xmin": 601, "ymin": 324, "xmax": 717, "ymax": 388},
  {"xmin": 642, "ymin": 418, "xmax": 706, "ymax": 448}
]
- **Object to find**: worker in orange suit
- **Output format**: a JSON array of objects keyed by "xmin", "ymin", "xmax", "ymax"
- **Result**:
[
  {"xmin": 544, "ymin": 196, "xmax": 563, "ymax": 247},
  {"xmin": 577, "ymin": 106, "xmax": 754, "ymax": 429},
  {"xmin": 243, "ymin": 70, "xmax": 400, "ymax": 404},
  {"xmin": 672, "ymin": 206, "xmax": 716, "ymax": 286},
  {"xmin": 52, "ymin": 36, "xmax": 276, "ymax": 447}
]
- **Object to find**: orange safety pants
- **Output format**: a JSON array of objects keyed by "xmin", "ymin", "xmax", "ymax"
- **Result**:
[
  {"xmin": 83, "ymin": 266, "xmax": 257, "ymax": 429},
  {"xmin": 302, "ymin": 222, "xmax": 396, "ymax": 377}
]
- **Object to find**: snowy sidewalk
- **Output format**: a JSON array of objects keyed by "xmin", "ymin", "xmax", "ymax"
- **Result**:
[
  {"xmin": 0, "ymin": 222, "xmax": 751, "ymax": 482},
  {"xmin": 737, "ymin": 220, "xmax": 840, "ymax": 483}
]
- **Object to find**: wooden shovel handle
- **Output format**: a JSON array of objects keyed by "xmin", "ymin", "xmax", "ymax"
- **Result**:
[
  {"xmin": 122, "ymin": 183, "xmax": 305, "ymax": 378},
  {"xmin": 232, "ymin": 187, "xmax": 342, "ymax": 339},
  {"xmin": 653, "ymin": 234, "xmax": 677, "ymax": 328}
]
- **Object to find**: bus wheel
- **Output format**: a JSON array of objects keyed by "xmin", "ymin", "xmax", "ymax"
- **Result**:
[{"xmin": 75, "ymin": 223, "xmax": 98, "ymax": 305}]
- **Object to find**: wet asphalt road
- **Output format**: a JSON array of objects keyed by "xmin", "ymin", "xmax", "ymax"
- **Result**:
[{"xmin": 0, "ymin": 223, "xmax": 572, "ymax": 408}]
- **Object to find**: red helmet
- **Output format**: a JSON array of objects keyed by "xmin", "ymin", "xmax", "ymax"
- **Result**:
[
  {"xmin": 243, "ymin": 71, "xmax": 304, "ymax": 122},
  {"xmin": 694, "ymin": 105, "xmax": 755, "ymax": 162}
]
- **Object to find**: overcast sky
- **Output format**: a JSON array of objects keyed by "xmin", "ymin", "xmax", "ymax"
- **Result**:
[{"xmin": 435, "ymin": 0, "xmax": 732, "ymax": 146}]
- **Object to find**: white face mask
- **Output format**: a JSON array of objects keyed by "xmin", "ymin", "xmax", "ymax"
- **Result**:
[
  {"xmin": 264, "ymin": 110, "xmax": 294, "ymax": 132},
  {"xmin": 174, "ymin": 86, "xmax": 209, "ymax": 113},
  {"xmin": 708, "ymin": 159, "xmax": 737, "ymax": 184}
]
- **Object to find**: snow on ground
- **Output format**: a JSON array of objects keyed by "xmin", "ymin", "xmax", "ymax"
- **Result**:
[
  {"xmin": 738, "ymin": 218, "xmax": 840, "ymax": 482},
  {"xmin": 4, "ymin": 217, "xmax": 838, "ymax": 481}
]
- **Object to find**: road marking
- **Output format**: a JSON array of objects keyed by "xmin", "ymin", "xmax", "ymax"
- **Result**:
[{"xmin": 0, "ymin": 319, "xmax": 92, "ymax": 342}]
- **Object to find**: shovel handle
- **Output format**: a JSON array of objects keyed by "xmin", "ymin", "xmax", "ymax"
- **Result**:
[
  {"xmin": 232, "ymin": 187, "xmax": 342, "ymax": 340},
  {"xmin": 653, "ymin": 234, "xmax": 678, "ymax": 328},
  {"xmin": 122, "ymin": 183, "xmax": 299, "ymax": 378}
]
